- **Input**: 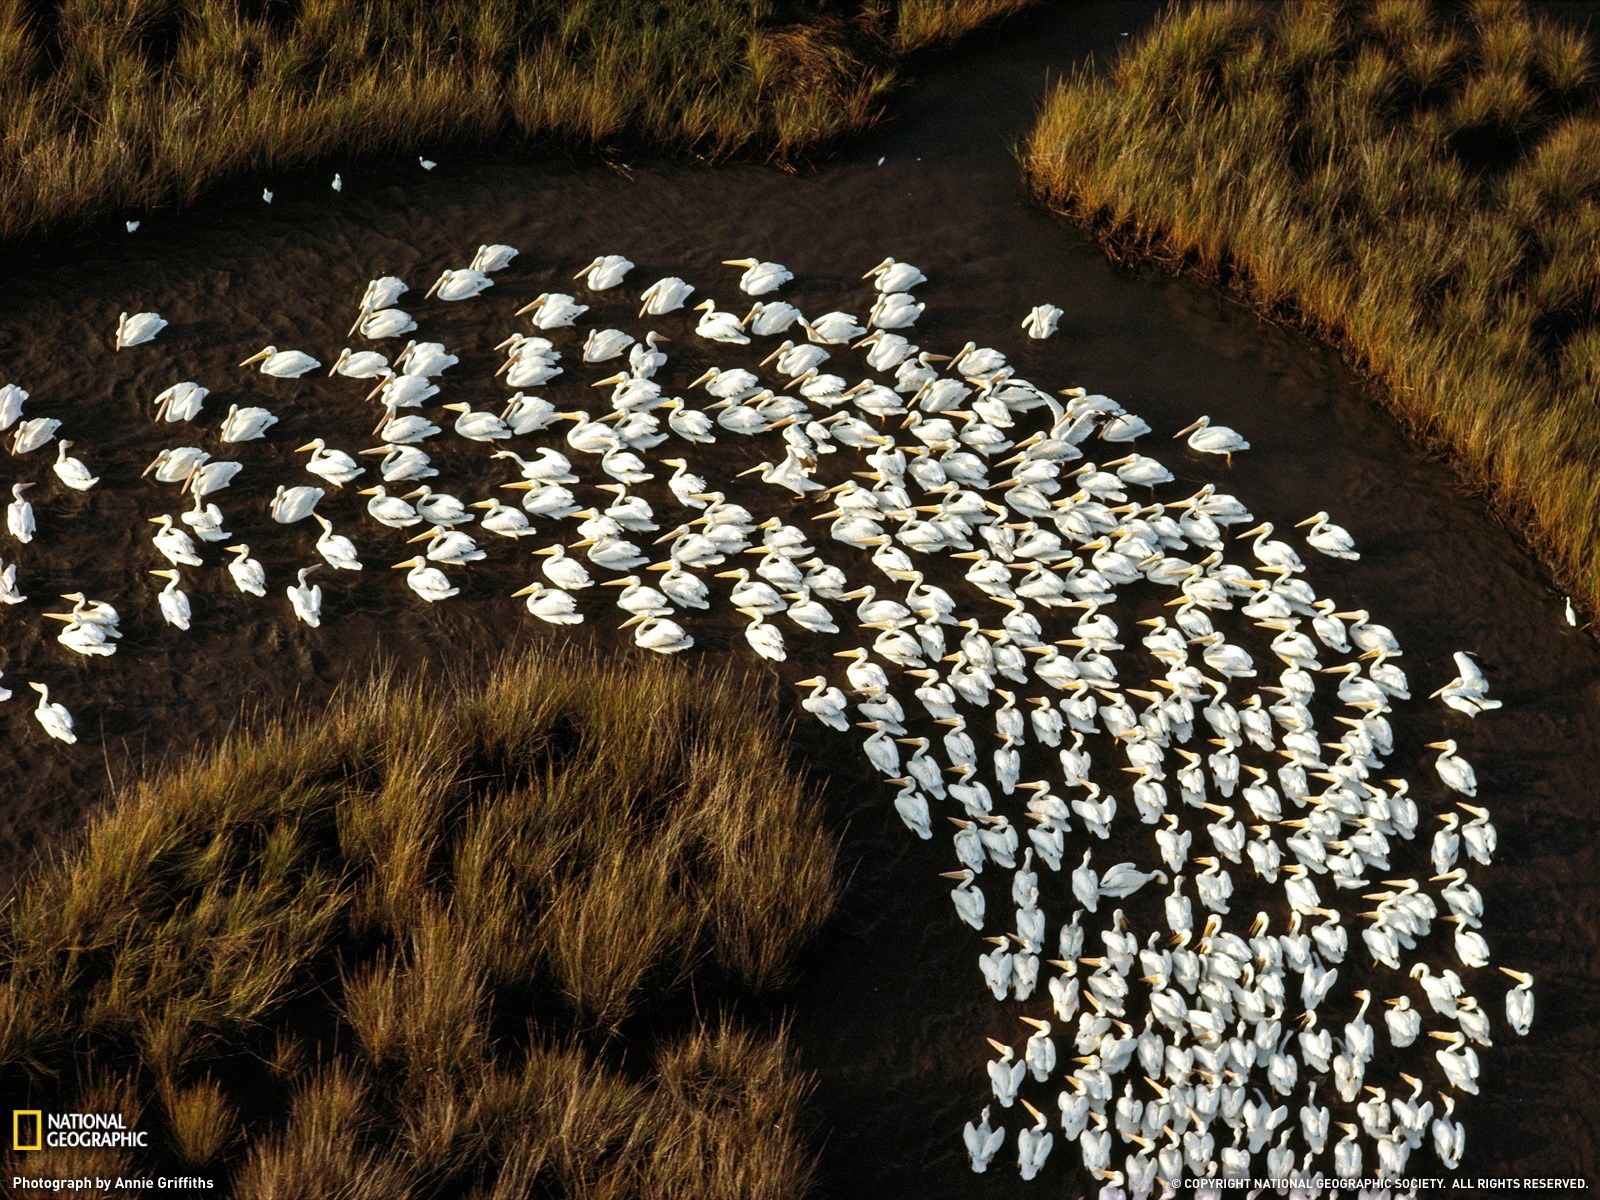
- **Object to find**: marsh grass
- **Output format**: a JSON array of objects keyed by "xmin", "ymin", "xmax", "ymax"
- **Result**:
[
  {"xmin": 1026, "ymin": 0, "xmax": 1600, "ymax": 615},
  {"xmin": 1, "ymin": 646, "xmax": 836, "ymax": 1196},
  {"xmin": 0, "ymin": 0, "xmax": 1035, "ymax": 245}
]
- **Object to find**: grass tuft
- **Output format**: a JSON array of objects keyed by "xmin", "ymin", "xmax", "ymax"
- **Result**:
[
  {"xmin": 2, "ymin": 646, "xmax": 837, "ymax": 1195},
  {"xmin": 1025, "ymin": 0, "xmax": 1600, "ymax": 618}
]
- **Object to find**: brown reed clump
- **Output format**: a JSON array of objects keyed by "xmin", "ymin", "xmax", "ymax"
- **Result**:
[
  {"xmin": 0, "ymin": 645, "xmax": 837, "ymax": 1196},
  {"xmin": 0, "ymin": 0, "xmax": 1035, "ymax": 248},
  {"xmin": 1025, "ymin": 0, "xmax": 1600, "ymax": 617}
]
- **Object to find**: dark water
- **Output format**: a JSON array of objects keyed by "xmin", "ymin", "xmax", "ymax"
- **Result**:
[{"xmin": 2, "ymin": 1, "xmax": 1598, "ymax": 1194}]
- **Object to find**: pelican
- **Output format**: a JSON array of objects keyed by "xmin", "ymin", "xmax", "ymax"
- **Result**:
[
  {"xmin": 219, "ymin": 404, "xmax": 279, "ymax": 443},
  {"xmin": 582, "ymin": 327, "xmax": 635, "ymax": 363},
  {"xmin": 356, "ymin": 308, "xmax": 417, "ymax": 339},
  {"xmin": 442, "ymin": 403, "xmax": 510, "ymax": 442},
  {"xmin": 515, "ymin": 292, "xmax": 589, "ymax": 328},
  {"xmin": 391, "ymin": 556, "xmax": 458, "ymax": 602},
  {"xmin": 153, "ymin": 381, "xmax": 209, "ymax": 421},
  {"xmin": 270, "ymin": 485, "xmax": 324, "ymax": 524},
  {"xmin": 1500, "ymin": 968, "xmax": 1534, "ymax": 1035},
  {"xmin": 469, "ymin": 499, "xmax": 533, "ymax": 538},
  {"xmin": 742, "ymin": 301, "xmax": 802, "ymax": 336},
  {"xmin": 359, "ymin": 444, "xmax": 436, "ymax": 482},
  {"xmin": 375, "ymin": 410, "xmax": 441, "ymax": 444},
  {"xmin": 622, "ymin": 613, "xmax": 694, "ymax": 654},
  {"xmin": 573, "ymin": 254, "xmax": 634, "ymax": 290},
  {"xmin": 149, "ymin": 569, "xmax": 192, "ymax": 630},
  {"xmin": 239, "ymin": 346, "xmax": 320, "ymax": 377},
  {"xmin": 115, "ymin": 310, "xmax": 166, "ymax": 349},
  {"xmin": 225, "ymin": 544, "xmax": 266, "ymax": 596},
  {"xmin": 1023, "ymin": 304, "xmax": 1063, "ymax": 339},
  {"xmin": 352, "ymin": 276, "xmax": 408, "ymax": 325},
  {"xmin": 800, "ymin": 311, "xmax": 866, "ymax": 344},
  {"xmin": 1429, "ymin": 651, "xmax": 1501, "ymax": 716},
  {"xmin": 11, "ymin": 417, "xmax": 60, "ymax": 454},
  {"xmin": 533, "ymin": 544, "xmax": 592, "ymax": 591},
  {"xmin": 738, "ymin": 607, "xmax": 786, "ymax": 661},
  {"xmin": 1428, "ymin": 739, "xmax": 1478, "ymax": 796},
  {"xmin": 1296, "ymin": 510, "xmax": 1360, "ymax": 559},
  {"xmin": 7, "ymin": 482, "xmax": 35, "ymax": 542},
  {"xmin": 469, "ymin": 243, "xmax": 518, "ymax": 273},
  {"xmin": 328, "ymin": 348, "xmax": 390, "ymax": 379},
  {"xmin": 310, "ymin": 515, "xmax": 362, "ymax": 570},
  {"xmin": 1173, "ymin": 414, "xmax": 1249, "ymax": 463},
  {"xmin": 425, "ymin": 268, "xmax": 492, "ymax": 300},
  {"xmin": 396, "ymin": 341, "xmax": 459, "ymax": 377},
  {"xmin": 297, "ymin": 439, "xmax": 364, "ymax": 486},
  {"xmin": 51, "ymin": 441, "xmax": 98, "ymax": 490},
  {"xmin": 287, "ymin": 566, "xmax": 323, "ymax": 626},
  {"xmin": 723, "ymin": 257, "xmax": 793, "ymax": 294},
  {"xmin": 149, "ymin": 514, "xmax": 203, "ymax": 566},
  {"xmin": 692, "ymin": 300, "xmax": 750, "ymax": 344},
  {"xmin": 962, "ymin": 1105, "xmax": 1005, "ymax": 1173},
  {"xmin": 28, "ymin": 682, "xmax": 77, "ymax": 743},
  {"xmin": 863, "ymin": 258, "xmax": 927, "ymax": 292},
  {"xmin": 513, "ymin": 581, "xmax": 582, "ymax": 624},
  {"xmin": 638, "ymin": 275, "xmax": 694, "ymax": 316},
  {"xmin": 359, "ymin": 485, "xmax": 421, "ymax": 528},
  {"xmin": 868, "ymin": 292, "xmax": 923, "ymax": 329}
]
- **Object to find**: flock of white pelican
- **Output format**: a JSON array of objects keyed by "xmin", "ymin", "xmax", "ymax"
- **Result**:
[{"xmin": 1, "ymin": 244, "xmax": 1529, "ymax": 1191}]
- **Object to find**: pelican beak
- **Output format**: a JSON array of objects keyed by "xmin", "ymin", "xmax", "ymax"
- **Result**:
[{"xmin": 238, "ymin": 349, "xmax": 270, "ymax": 366}]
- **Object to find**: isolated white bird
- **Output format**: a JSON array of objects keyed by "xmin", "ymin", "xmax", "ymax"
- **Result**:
[{"xmin": 115, "ymin": 311, "xmax": 166, "ymax": 349}]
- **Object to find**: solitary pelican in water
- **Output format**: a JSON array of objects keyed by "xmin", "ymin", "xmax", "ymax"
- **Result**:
[
  {"xmin": 29, "ymin": 682, "xmax": 76, "ymax": 743},
  {"xmin": 115, "ymin": 311, "xmax": 166, "ymax": 349}
]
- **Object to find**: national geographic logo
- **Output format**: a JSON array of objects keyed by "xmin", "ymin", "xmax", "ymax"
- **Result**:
[{"xmin": 11, "ymin": 1110, "xmax": 148, "ymax": 1149}]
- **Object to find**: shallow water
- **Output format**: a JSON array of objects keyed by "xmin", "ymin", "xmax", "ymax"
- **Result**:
[{"xmin": 2, "ymin": 1, "xmax": 1599, "ymax": 1193}]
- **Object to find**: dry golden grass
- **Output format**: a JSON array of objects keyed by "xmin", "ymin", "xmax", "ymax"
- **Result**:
[
  {"xmin": 1025, "ymin": 0, "xmax": 1600, "ymax": 616},
  {"xmin": 0, "ymin": 0, "xmax": 1036, "ymax": 246},
  {"xmin": 1, "ymin": 646, "xmax": 836, "ymax": 1195}
]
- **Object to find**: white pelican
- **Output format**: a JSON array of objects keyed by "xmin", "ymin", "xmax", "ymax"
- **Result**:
[
  {"xmin": 395, "ymin": 341, "xmax": 458, "ymax": 377},
  {"xmin": 622, "ymin": 613, "xmax": 694, "ymax": 654},
  {"xmin": 638, "ymin": 275, "xmax": 694, "ymax": 316},
  {"xmin": 405, "ymin": 485, "xmax": 471, "ymax": 527},
  {"xmin": 368, "ymin": 372, "xmax": 437, "ymax": 408},
  {"xmin": 742, "ymin": 301, "xmax": 802, "ymax": 335},
  {"xmin": 738, "ymin": 607, "xmax": 786, "ymax": 661},
  {"xmin": 800, "ymin": 311, "xmax": 866, "ymax": 344},
  {"xmin": 1022, "ymin": 304, "xmax": 1063, "ymax": 339},
  {"xmin": 143, "ymin": 447, "xmax": 206, "ymax": 486},
  {"xmin": 358, "ymin": 485, "xmax": 421, "ymax": 528},
  {"xmin": 297, "ymin": 439, "xmax": 364, "ymax": 486},
  {"xmin": 513, "ymin": 581, "xmax": 582, "ymax": 624},
  {"xmin": 51, "ymin": 441, "xmax": 98, "ymax": 490},
  {"xmin": 310, "ymin": 515, "xmax": 362, "ymax": 570},
  {"xmin": 391, "ymin": 556, "xmax": 458, "ymax": 602},
  {"xmin": 1430, "ymin": 650, "xmax": 1502, "ymax": 716},
  {"xmin": 1428, "ymin": 739, "xmax": 1478, "ymax": 796},
  {"xmin": 963, "ymin": 1105, "xmax": 1005, "ymax": 1173},
  {"xmin": 425, "ymin": 268, "xmax": 492, "ymax": 300},
  {"xmin": 149, "ymin": 514, "xmax": 203, "ymax": 566},
  {"xmin": 469, "ymin": 243, "xmax": 518, "ymax": 273},
  {"xmin": 1296, "ymin": 510, "xmax": 1360, "ymax": 559},
  {"xmin": 534, "ymin": 544, "xmax": 592, "ymax": 591},
  {"xmin": 153, "ymin": 381, "xmax": 209, "ymax": 421},
  {"xmin": 359, "ymin": 444, "xmax": 436, "ymax": 482},
  {"xmin": 441, "ymin": 403, "xmax": 510, "ymax": 442},
  {"xmin": 469, "ymin": 499, "xmax": 533, "ymax": 538},
  {"xmin": 375, "ymin": 411, "xmax": 441, "ymax": 444},
  {"xmin": 28, "ymin": 682, "xmax": 77, "ymax": 743},
  {"xmin": 225, "ymin": 544, "xmax": 266, "ymax": 596},
  {"xmin": 517, "ymin": 292, "xmax": 589, "ymax": 328},
  {"xmin": 180, "ymin": 495, "xmax": 229, "ymax": 542},
  {"xmin": 270, "ymin": 485, "xmax": 324, "ymax": 523},
  {"xmin": 239, "ymin": 346, "xmax": 320, "ymax": 377},
  {"xmin": 0, "ymin": 560, "xmax": 23, "ymax": 604},
  {"xmin": 0, "ymin": 383, "xmax": 25, "ymax": 430},
  {"xmin": 1500, "ymin": 968, "xmax": 1534, "ymax": 1035},
  {"xmin": 573, "ymin": 254, "xmax": 634, "ymax": 290},
  {"xmin": 409, "ymin": 526, "xmax": 484, "ymax": 565},
  {"xmin": 582, "ymin": 328, "xmax": 635, "ymax": 363},
  {"xmin": 1173, "ymin": 414, "xmax": 1250, "ymax": 463},
  {"xmin": 357, "ymin": 308, "xmax": 416, "ymax": 339},
  {"xmin": 868, "ymin": 292, "xmax": 923, "ymax": 329},
  {"xmin": 863, "ymin": 258, "xmax": 927, "ymax": 292},
  {"xmin": 183, "ymin": 458, "xmax": 242, "ymax": 498},
  {"xmin": 692, "ymin": 300, "xmax": 750, "ymax": 344},
  {"xmin": 761, "ymin": 339, "xmax": 831, "ymax": 377},
  {"xmin": 149, "ymin": 569, "xmax": 192, "ymax": 630},
  {"xmin": 327, "ymin": 349, "xmax": 389, "ymax": 379},
  {"xmin": 11, "ymin": 417, "xmax": 60, "ymax": 454},
  {"xmin": 352, "ymin": 276, "xmax": 408, "ymax": 325},
  {"xmin": 115, "ymin": 310, "xmax": 166, "ymax": 349},
  {"xmin": 723, "ymin": 257, "xmax": 793, "ymax": 294},
  {"xmin": 220, "ymin": 404, "xmax": 279, "ymax": 443},
  {"xmin": 7, "ymin": 482, "xmax": 35, "ymax": 542},
  {"xmin": 287, "ymin": 566, "xmax": 323, "ymax": 626}
]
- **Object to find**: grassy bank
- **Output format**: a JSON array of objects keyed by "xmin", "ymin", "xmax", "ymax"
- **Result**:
[
  {"xmin": 0, "ymin": 0, "xmax": 1035, "ymax": 246},
  {"xmin": 1025, "ymin": 0, "xmax": 1600, "ymax": 615},
  {"xmin": 1, "ymin": 647, "xmax": 838, "ymax": 1196}
]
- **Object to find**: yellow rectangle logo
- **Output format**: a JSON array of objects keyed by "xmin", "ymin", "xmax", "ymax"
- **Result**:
[{"xmin": 13, "ymin": 1109, "xmax": 42, "ymax": 1151}]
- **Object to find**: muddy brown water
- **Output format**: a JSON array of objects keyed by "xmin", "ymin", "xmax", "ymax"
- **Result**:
[{"xmin": 2, "ymin": 2, "xmax": 1598, "ymax": 1194}]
